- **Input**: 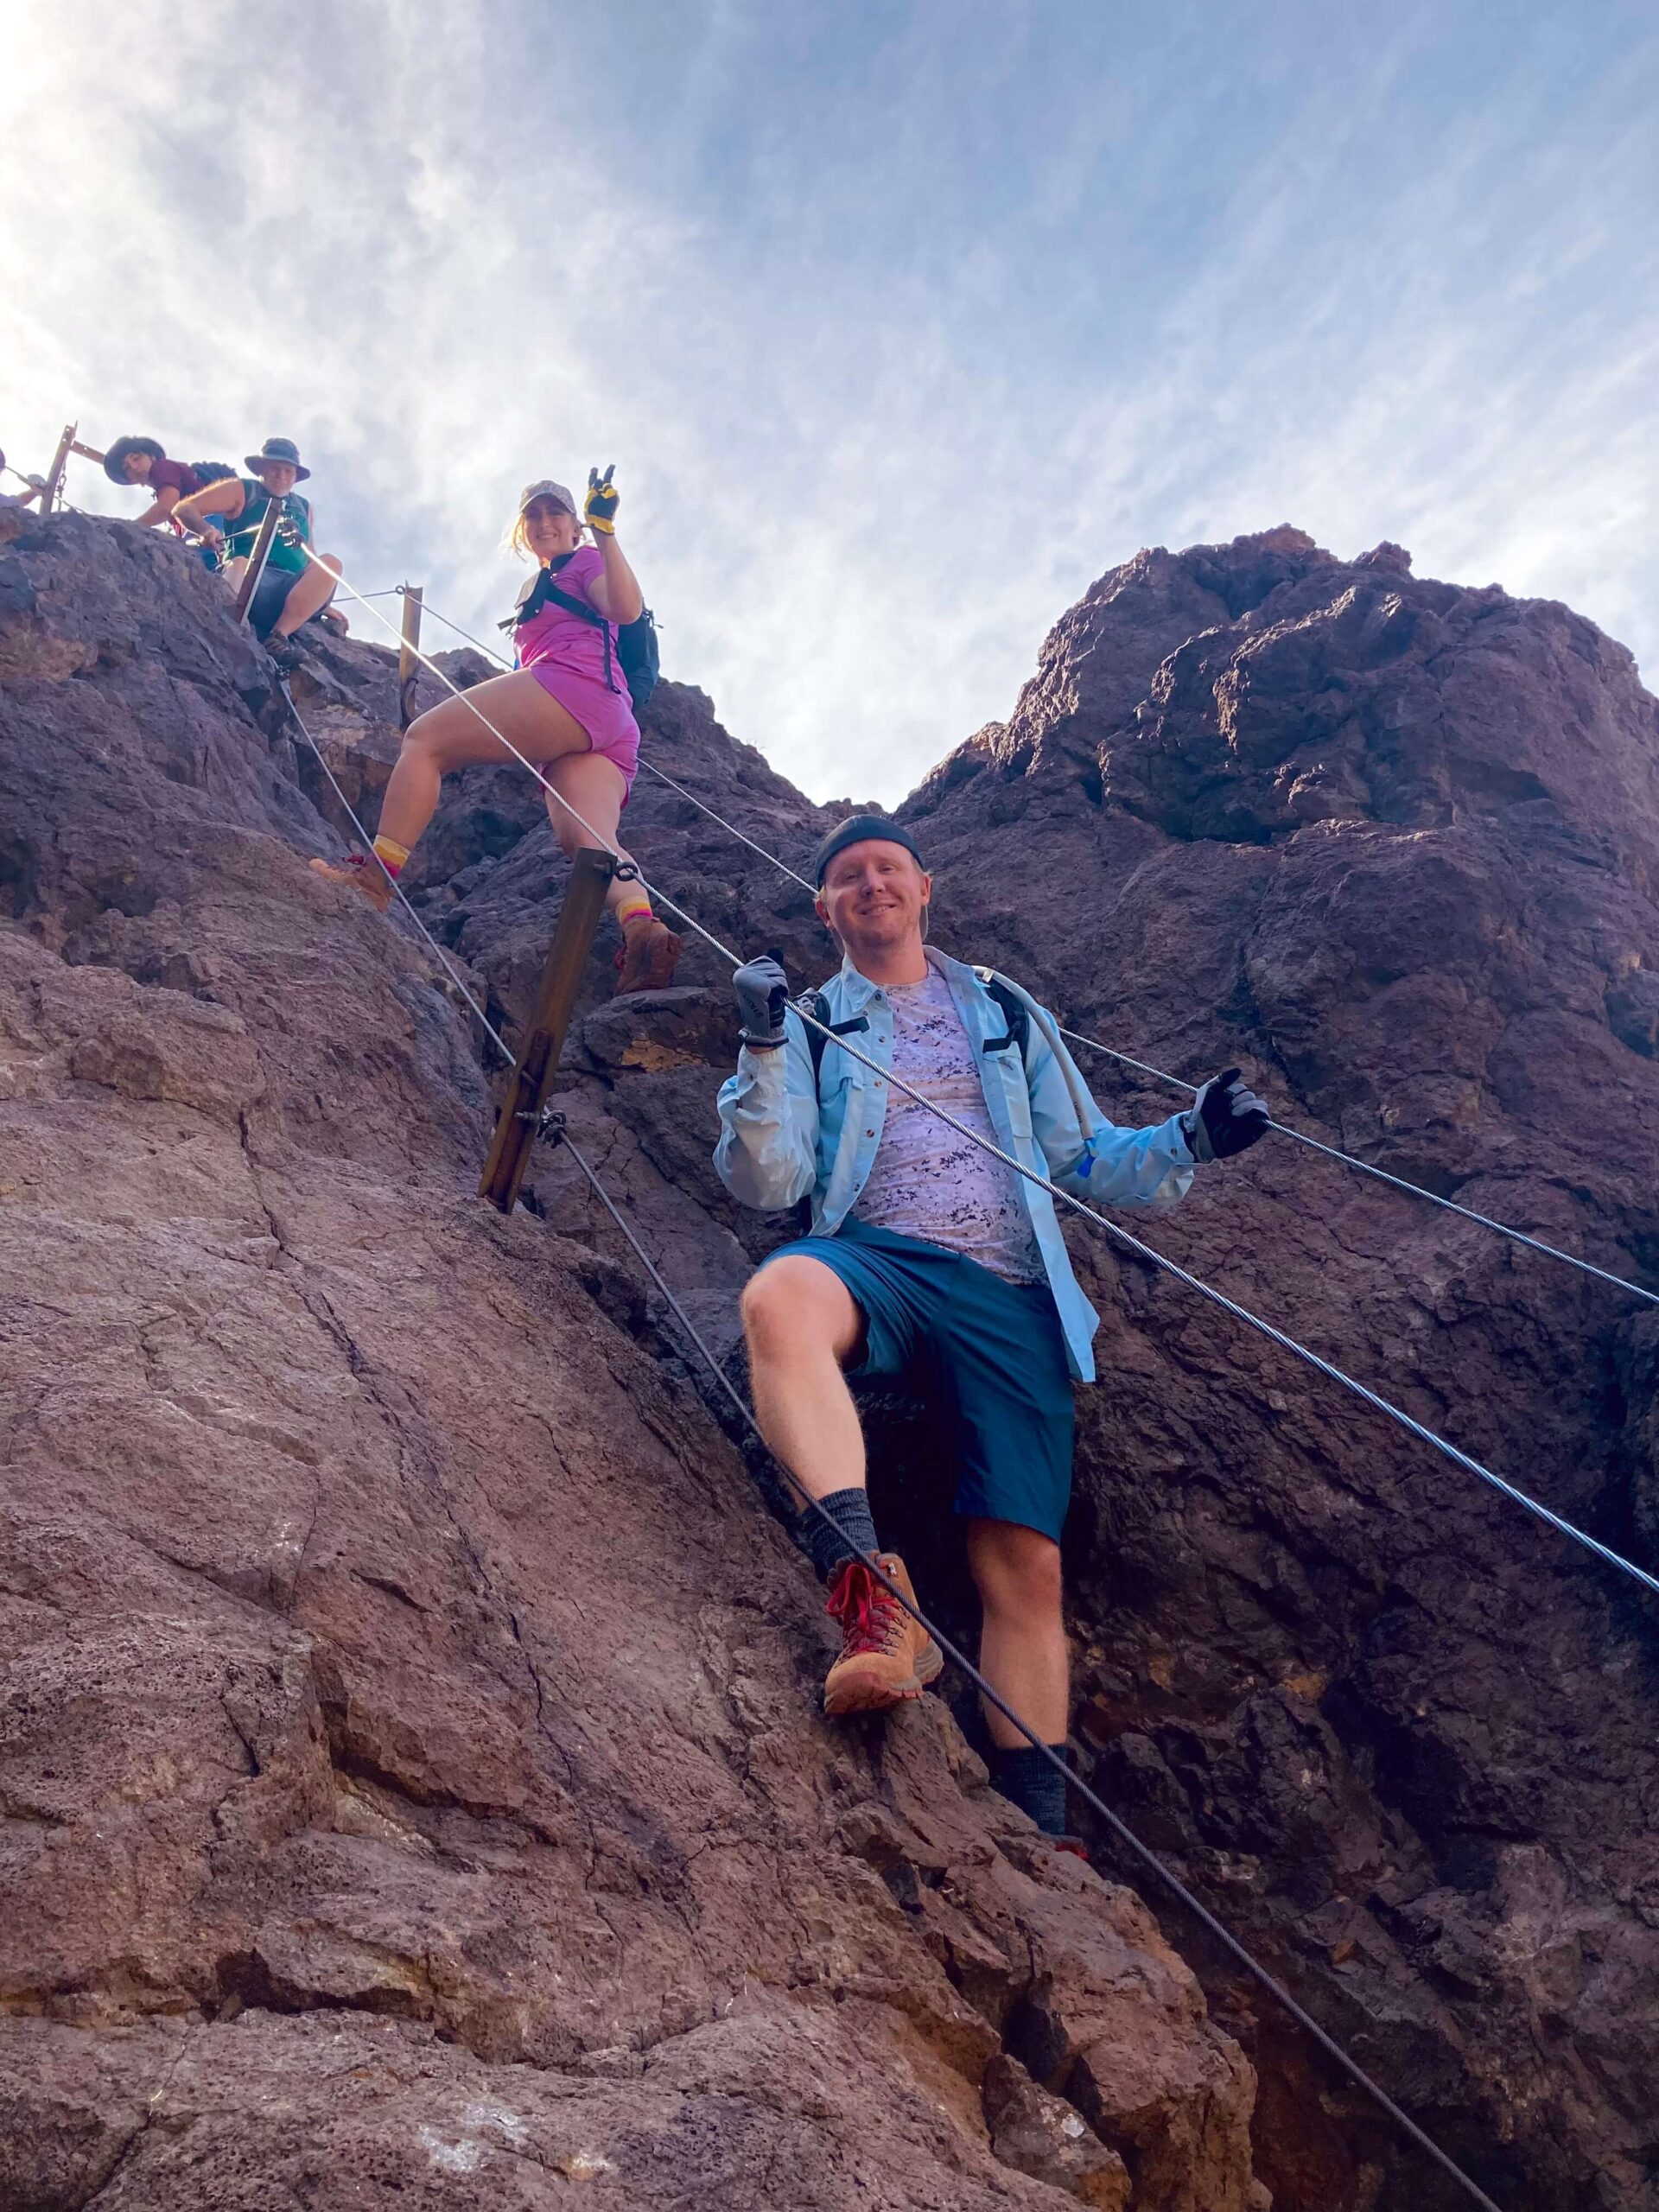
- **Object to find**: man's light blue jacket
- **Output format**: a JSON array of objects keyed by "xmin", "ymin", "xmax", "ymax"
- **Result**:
[{"xmin": 713, "ymin": 948, "xmax": 1198, "ymax": 1382}]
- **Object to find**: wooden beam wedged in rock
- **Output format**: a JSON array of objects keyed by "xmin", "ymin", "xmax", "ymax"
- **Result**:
[
  {"xmin": 397, "ymin": 585, "xmax": 423, "ymax": 728},
  {"xmin": 478, "ymin": 847, "xmax": 614, "ymax": 1211}
]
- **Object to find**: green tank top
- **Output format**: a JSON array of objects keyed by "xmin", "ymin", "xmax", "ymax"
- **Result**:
[{"xmin": 226, "ymin": 481, "xmax": 313, "ymax": 575}]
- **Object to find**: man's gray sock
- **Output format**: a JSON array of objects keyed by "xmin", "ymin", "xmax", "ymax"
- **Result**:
[
  {"xmin": 799, "ymin": 1486, "xmax": 880, "ymax": 1580},
  {"xmin": 995, "ymin": 1743, "xmax": 1070, "ymax": 1837}
]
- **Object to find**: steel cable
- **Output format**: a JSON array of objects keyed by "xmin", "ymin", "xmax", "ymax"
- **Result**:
[
  {"xmin": 556, "ymin": 1135, "xmax": 1505, "ymax": 2212},
  {"xmin": 401, "ymin": 584, "xmax": 1659, "ymax": 1312},
  {"xmin": 282, "ymin": 667, "xmax": 1507, "ymax": 2204},
  {"xmin": 302, "ymin": 551, "xmax": 1659, "ymax": 1606}
]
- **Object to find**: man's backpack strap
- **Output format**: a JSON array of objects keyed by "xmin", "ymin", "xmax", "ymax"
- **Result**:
[
  {"xmin": 976, "ymin": 965, "xmax": 1105, "ymax": 1160},
  {"xmin": 792, "ymin": 989, "xmax": 869, "ymax": 1235},
  {"xmin": 976, "ymin": 972, "xmax": 1031, "ymax": 1061},
  {"xmin": 798, "ymin": 992, "xmax": 869, "ymax": 1090},
  {"xmin": 799, "ymin": 974, "xmax": 1024, "ymax": 1085}
]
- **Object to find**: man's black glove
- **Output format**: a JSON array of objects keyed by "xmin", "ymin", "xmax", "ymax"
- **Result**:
[
  {"xmin": 734, "ymin": 952, "xmax": 789, "ymax": 1050},
  {"xmin": 1183, "ymin": 1067, "xmax": 1270, "ymax": 1161}
]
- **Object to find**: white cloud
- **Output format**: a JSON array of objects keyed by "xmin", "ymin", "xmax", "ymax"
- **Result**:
[{"xmin": 3, "ymin": 1, "xmax": 1653, "ymax": 805}]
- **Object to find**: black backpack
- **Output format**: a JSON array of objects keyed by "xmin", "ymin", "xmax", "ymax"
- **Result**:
[{"xmin": 500, "ymin": 556, "xmax": 660, "ymax": 713}]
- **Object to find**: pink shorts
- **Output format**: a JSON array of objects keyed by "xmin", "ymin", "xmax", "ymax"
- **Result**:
[{"xmin": 525, "ymin": 659, "xmax": 641, "ymax": 798}]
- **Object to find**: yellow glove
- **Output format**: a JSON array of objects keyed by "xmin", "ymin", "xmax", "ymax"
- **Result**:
[{"xmin": 584, "ymin": 464, "xmax": 620, "ymax": 535}]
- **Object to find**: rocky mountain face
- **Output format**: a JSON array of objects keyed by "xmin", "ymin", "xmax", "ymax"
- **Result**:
[{"xmin": 1, "ymin": 507, "xmax": 1656, "ymax": 2212}]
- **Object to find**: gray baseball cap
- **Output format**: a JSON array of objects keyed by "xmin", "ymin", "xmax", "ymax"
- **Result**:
[{"xmin": 518, "ymin": 479, "xmax": 576, "ymax": 515}]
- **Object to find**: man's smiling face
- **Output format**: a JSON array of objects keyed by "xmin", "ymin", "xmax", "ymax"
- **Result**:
[{"xmin": 817, "ymin": 839, "xmax": 931, "ymax": 960}]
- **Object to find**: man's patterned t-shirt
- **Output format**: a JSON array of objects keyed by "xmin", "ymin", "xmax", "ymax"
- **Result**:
[{"xmin": 851, "ymin": 963, "xmax": 1043, "ymax": 1282}]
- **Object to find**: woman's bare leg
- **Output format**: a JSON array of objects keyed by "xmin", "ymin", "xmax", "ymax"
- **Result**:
[
  {"xmin": 543, "ymin": 750, "xmax": 648, "ymax": 919},
  {"xmin": 378, "ymin": 672, "xmax": 590, "ymax": 854},
  {"xmin": 543, "ymin": 749, "xmax": 681, "ymax": 989}
]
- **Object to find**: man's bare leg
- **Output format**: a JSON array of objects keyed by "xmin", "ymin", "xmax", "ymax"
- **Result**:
[
  {"xmin": 965, "ymin": 1521, "xmax": 1068, "ymax": 1744},
  {"xmin": 740, "ymin": 1255, "xmax": 865, "ymax": 1500},
  {"xmin": 741, "ymin": 1255, "xmax": 940, "ymax": 1713},
  {"xmin": 967, "ymin": 1519, "xmax": 1072, "ymax": 1838}
]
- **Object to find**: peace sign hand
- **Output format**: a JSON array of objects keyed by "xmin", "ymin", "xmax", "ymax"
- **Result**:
[{"xmin": 584, "ymin": 464, "xmax": 620, "ymax": 535}]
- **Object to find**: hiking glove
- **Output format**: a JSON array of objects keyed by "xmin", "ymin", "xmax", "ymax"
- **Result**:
[
  {"xmin": 734, "ymin": 953, "xmax": 789, "ymax": 1051},
  {"xmin": 584, "ymin": 465, "xmax": 620, "ymax": 535},
  {"xmin": 1183, "ymin": 1067, "xmax": 1270, "ymax": 1161}
]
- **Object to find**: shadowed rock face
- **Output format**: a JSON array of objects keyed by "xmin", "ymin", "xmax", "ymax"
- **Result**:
[
  {"xmin": 901, "ymin": 527, "xmax": 1659, "ymax": 2210},
  {"xmin": 2, "ymin": 507, "xmax": 1656, "ymax": 2211},
  {"xmin": 0, "ymin": 515, "xmax": 1260, "ymax": 2210}
]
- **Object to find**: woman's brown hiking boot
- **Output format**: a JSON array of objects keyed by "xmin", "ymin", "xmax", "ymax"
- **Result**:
[
  {"xmin": 613, "ymin": 912, "xmax": 682, "ymax": 995},
  {"xmin": 823, "ymin": 1553, "xmax": 944, "ymax": 1715},
  {"xmin": 308, "ymin": 853, "xmax": 395, "ymax": 913}
]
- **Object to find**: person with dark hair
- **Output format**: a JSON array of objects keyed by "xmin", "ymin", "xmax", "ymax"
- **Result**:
[
  {"xmin": 715, "ymin": 817, "xmax": 1269, "ymax": 1845},
  {"xmin": 103, "ymin": 436, "xmax": 241, "ymax": 547},
  {"xmin": 175, "ymin": 437, "xmax": 341, "ymax": 669}
]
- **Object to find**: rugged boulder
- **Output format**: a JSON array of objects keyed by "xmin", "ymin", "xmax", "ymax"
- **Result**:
[
  {"xmin": 2, "ymin": 505, "xmax": 1657, "ymax": 2211},
  {"xmin": 1, "ymin": 513, "xmax": 1263, "ymax": 2211},
  {"xmin": 903, "ymin": 525, "xmax": 1659, "ymax": 2210}
]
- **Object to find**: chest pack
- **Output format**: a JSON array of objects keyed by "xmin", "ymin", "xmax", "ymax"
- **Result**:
[
  {"xmin": 228, "ymin": 485, "xmax": 309, "ymax": 558},
  {"xmin": 798, "ymin": 972, "xmax": 1031, "ymax": 1092},
  {"xmin": 500, "ymin": 555, "xmax": 660, "ymax": 714},
  {"xmin": 790, "ymin": 971, "xmax": 1032, "ymax": 1234}
]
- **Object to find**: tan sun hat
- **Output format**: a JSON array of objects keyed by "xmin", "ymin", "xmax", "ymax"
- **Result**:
[{"xmin": 518, "ymin": 479, "xmax": 576, "ymax": 516}]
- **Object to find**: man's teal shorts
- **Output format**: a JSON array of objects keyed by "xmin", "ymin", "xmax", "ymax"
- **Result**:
[{"xmin": 760, "ymin": 1217, "xmax": 1076, "ymax": 1541}]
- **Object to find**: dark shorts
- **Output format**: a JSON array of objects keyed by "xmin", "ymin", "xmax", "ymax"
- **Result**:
[
  {"xmin": 760, "ymin": 1217, "xmax": 1075, "ymax": 1541},
  {"xmin": 246, "ymin": 563, "xmax": 331, "ymax": 639}
]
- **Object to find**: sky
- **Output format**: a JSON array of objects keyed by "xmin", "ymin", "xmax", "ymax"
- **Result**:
[{"xmin": 3, "ymin": 1, "xmax": 1656, "ymax": 804}]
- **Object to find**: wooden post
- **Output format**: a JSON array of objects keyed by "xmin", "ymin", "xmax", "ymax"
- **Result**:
[
  {"xmin": 397, "ymin": 585, "xmax": 423, "ymax": 728},
  {"xmin": 68, "ymin": 440, "xmax": 105, "ymax": 467},
  {"xmin": 232, "ymin": 497, "xmax": 283, "ymax": 622},
  {"xmin": 478, "ymin": 849, "xmax": 615, "ymax": 1212},
  {"xmin": 40, "ymin": 423, "xmax": 75, "ymax": 513}
]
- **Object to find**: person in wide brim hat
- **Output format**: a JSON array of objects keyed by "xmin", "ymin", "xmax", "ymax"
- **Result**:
[
  {"xmin": 245, "ymin": 435, "xmax": 311, "ymax": 482},
  {"xmin": 175, "ymin": 435, "xmax": 340, "ymax": 664}
]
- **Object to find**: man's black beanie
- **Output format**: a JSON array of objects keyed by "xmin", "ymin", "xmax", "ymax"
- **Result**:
[{"xmin": 810, "ymin": 813, "xmax": 925, "ymax": 888}]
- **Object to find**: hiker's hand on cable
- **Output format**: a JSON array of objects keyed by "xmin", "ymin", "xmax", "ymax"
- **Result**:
[
  {"xmin": 584, "ymin": 465, "xmax": 620, "ymax": 535},
  {"xmin": 198, "ymin": 522, "xmax": 225, "ymax": 551},
  {"xmin": 1184, "ymin": 1067, "xmax": 1270, "ymax": 1161},
  {"xmin": 734, "ymin": 953, "xmax": 789, "ymax": 1050}
]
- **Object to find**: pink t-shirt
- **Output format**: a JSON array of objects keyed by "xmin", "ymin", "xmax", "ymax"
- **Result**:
[{"xmin": 514, "ymin": 548, "xmax": 619, "ymax": 688}]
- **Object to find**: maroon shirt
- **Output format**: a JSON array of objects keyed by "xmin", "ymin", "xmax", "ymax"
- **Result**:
[{"xmin": 149, "ymin": 458, "xmax": 201, "ymax": 498}]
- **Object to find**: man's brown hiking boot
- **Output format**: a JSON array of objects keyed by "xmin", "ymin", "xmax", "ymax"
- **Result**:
[
  {"xmin": 823, "ymin": 1552, "xmax": 943, "ymax": 1716},
  {"xmin": 309, "ymin": 852, "xmax": 395, "ymax": 913},
  {"xmin": 613, "ymin": 912, "xmax": 682, "ymax": 995}
]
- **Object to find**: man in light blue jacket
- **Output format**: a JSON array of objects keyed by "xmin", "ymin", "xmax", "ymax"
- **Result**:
[{"xmin": 715, "ymin": 815, "xmax": 1268, "ymax": 1840}]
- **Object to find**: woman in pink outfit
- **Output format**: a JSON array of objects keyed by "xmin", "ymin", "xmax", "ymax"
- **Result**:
[{"xmin": 311, "ymin": 471, "xmax": 680, "ymax": 995}]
